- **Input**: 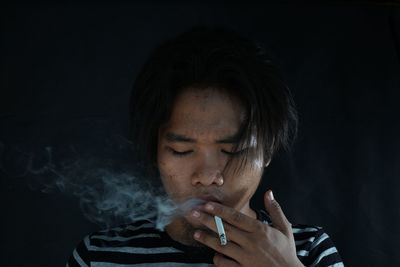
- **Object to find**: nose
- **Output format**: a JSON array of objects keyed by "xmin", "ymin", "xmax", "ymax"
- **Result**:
[{"xmin": 191, "ymin": 151, "xmax": 224, "ymax": 187}]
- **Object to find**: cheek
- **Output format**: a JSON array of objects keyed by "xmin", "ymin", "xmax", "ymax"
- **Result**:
[
  {"xmin": 232, "ymin": 172, "xmax": 261, "ymax": 193},
  {"xmin": 159, "ymin": 172, "xmax": 184, "ymax": 199},
  {"xmin": 160, "ymin": 175, "xmax": 178, "ymax": 194},
  {"xmin": 158, "ymin": 150, "xmax": 178, "ymax": 178},
  {"xmin": 224, "ymin": 161, "xmax": 263, "ymax": 195},
  {"xmin": 225, "ymin": 157, "xmax": 263, "ymax": 184},
  {"xmin": 158, "ymin": 158, "xmax": 189, "ymax": 181},
  {"xmin": 157, "ymin": 156, "xmax": 193, "ymax": 198}
]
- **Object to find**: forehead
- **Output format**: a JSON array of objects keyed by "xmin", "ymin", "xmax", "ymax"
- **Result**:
[{"xmin": 161, "ymin": 88, "xmax": 245, "ymax": 137}]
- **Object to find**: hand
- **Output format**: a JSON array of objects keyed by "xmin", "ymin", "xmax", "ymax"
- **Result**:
[{"xmin": 190, "ymin": 190, "xmax": 304, "ymax": 267}]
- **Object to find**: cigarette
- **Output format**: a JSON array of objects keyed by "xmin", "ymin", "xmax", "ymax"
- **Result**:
[{"xmin": 214, "ymin": 216, "xmax": 227, "ymax": 245}]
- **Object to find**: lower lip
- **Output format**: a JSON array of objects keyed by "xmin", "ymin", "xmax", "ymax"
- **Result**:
[
  {"xmin": 204, "ymin": 200, "xmax": 221, "ymax": 207},
  {"xmin": 200, "ymin": 198, "xmax": 221, "ymax": 203}
]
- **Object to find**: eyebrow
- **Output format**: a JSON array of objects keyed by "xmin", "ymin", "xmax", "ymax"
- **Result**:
[{"xmin": 165, "ymin": 132, "xmax": 240, "ymax": 144}]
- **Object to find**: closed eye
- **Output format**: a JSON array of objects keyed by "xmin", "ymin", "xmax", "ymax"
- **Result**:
[
  {"xmin": 221, "ymin": 148, "xmax": 248, "ymax": 156},
  {"xmin": 167, "ymin": 147, "xmax": 248, "ymax": 157},
  {"xmin": 168, "ymin": 147, "xmax": 193, "ymax": 157}
]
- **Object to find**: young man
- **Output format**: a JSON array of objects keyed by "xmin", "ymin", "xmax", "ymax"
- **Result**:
[{"xmin": 67, "ymin": 26, "xmax": 344, "ymax": 266}]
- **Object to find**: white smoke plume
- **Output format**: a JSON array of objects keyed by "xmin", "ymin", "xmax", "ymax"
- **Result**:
[{"xmin": 0, "ymin": 136, "xmax": 204, "ymax": 230}]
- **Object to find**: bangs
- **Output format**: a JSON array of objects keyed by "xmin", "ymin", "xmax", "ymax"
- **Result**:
[{"xmin": 129, "ymin": 26, "xmax": 298, "ymax": 176}]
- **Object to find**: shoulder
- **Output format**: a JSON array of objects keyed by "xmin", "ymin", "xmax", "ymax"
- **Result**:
[
  {"xmin": 257, "ymin": 210, "xmax": 344, "ymax": 267},
  {"xmin": 67, "ymin": 220, "xmax": 173, "ymax": 266},
  {"xmin": 291, "ymin": 224, "xmax": 344, "ymax": 267}
]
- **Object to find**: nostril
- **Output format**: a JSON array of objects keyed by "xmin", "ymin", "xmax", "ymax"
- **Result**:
[{"xmin": 192, "ymin": 171, "xmax": 223, "ymax": 186}]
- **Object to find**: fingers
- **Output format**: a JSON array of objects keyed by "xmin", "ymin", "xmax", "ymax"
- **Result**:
[
  {"xmin": 200, "ymin": 202, "xmax": 260, "ymax": 232},
  {"xmin": 193, "ymin": 228, "xmax": 243, "ymax": 262},
  {"xmin": 190, "ymin": 209, "xmax": 249, "ymax": 245},
  {"xmin": 264, "ymin": 190, "xmax": 292, "ymax": 237}
]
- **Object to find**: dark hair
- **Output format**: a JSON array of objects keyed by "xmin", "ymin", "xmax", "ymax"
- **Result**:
[{"xmin": 129, "ymin": 26, "xmax": 298, "ymax": 176}]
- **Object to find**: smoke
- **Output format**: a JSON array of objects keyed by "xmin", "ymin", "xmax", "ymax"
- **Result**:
[{"xmin": 0, "ymin": 136, "xmax": 203, "ymax": 230}]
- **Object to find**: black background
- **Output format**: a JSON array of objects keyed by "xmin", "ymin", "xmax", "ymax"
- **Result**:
[{"xmin": 1, "ymin": 1, "xmax": 400, "ymax": 266}]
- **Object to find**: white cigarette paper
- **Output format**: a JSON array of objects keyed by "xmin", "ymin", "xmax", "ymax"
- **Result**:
[{"xmin": 214, "ymin": 216, "xmax": 227, "ymax": 245}]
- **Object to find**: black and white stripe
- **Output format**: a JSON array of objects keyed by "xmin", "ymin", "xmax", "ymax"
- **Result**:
[{"xmin": 67, "ymin": 210, "xmax": 344, "ymax": 266}]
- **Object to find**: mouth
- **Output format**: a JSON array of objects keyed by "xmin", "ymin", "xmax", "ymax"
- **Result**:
[
  {"xmin": 177, "ymin": 195, "xmax": 222, "ymax": 215},
  {"xmin": 199, "ymin": 195, "xmax": 221, "ymax": 204}
]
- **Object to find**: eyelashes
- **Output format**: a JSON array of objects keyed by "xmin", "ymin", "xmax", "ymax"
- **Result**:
[
  {"xmin": 170, "ymin": 149, "xmax": 193, "ymax": 157},
  {"xmin": 168, "ymin": 147, "xmax": 249, "ymax": 157},
  {"xmin": 222, "ymin": 148, "xmax": 248, "ymax": 156}
]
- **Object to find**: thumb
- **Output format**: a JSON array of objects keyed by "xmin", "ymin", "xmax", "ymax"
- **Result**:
[{"xmin": 264, "ymin": 190, "xmax": 292, "ymax": 237}]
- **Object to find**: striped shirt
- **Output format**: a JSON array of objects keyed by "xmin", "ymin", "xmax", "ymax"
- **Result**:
[{"xmin": 67, "ymin": 210, "xmax": 344, "ymax": 266}]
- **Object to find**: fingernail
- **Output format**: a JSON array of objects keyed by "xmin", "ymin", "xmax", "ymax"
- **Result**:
[
  {"xmin": 205, "ymin": 203, "xmax": 214, "ymax": 211},
  {"xmin": 268, "ymin": 191, "xmax": 274, "ymax": 201},
  {"xmin": 191, "ymin": 210, "xmax": 201, "ymax": 218},
  {"xmin": 194, "ymin": 231, "xmax": 201, "ymax": 239}
]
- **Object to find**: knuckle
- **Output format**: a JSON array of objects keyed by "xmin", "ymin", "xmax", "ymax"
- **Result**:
[
  {"xmin": 272, "ymin": 199, "xmax": 282, "ymax": 210},
  {"xmin": 253, "ymin": 221, "xmax": 265, "ymax": 232},
  {"xmin": 285, "ymin": 223, "xmax": 293, "ymax": 235},
  {"xmin": 231, "ymin": 211, "xmax": 243, "ymax": 223},
  {"xmin": 214, "ymin": 203, "xmax": 223, "ymax": 214}
]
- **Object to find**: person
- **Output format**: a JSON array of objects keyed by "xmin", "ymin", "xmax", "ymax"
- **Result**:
[{"xmin": 67, "ymin": 26, "xmax": 344, "ymax": 266}]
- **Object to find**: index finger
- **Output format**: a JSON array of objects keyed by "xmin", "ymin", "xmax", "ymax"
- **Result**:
[{"xmin": 204, "ymin": 202, "xmax": 260, "ymax": 232}]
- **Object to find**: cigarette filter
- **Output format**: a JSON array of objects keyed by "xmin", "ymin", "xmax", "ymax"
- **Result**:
[{"xmin": 214, "ymin": 216, "xmax": 227, "ymax": 245}]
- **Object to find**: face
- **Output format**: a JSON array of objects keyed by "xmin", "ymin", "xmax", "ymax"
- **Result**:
[{"xmin": 157, "ymin": 88, "xmax": 265, "ymax": 229}]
